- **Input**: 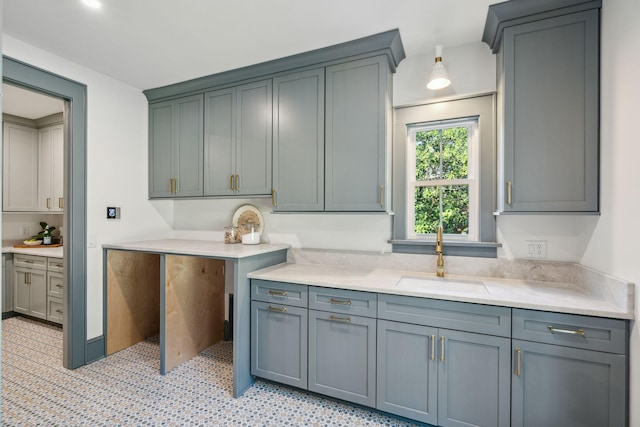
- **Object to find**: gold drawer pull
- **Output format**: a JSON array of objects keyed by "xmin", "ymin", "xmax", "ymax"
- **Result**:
[
  {"xmin": 329, "ymin": 298, "xmax": 351, "ymax": 306},
  {"xmin": 547, "ymin": 325, "xmax": 585, "ymax": 336},
  {"xmin": 267, "ymin": 305, "xmax": 286, "ymax": 313},
  {"xmin": 53, "ymin": 263, "xmax": 63, "ymax": 268},
  {"xmin": 55, "ymin": 284, "xmax": 63, "ymax": 288},
  {"xmin": 329, "ymin": 315, "xmax": 351, "ymax": 323},
  {"xmin": 24, "ymin": 260, "xmax": 34, "ymax": 264},
  {"xmin": 515, "ymin": 347, "xmax": 521, "ymax": 376},
  {"xmin": 55, "ymin": 309, "xmax": 63, "ymax": 314},
  {"xmin": 268, "ymin": 290, "xmax": 288, "ymax": 297}
]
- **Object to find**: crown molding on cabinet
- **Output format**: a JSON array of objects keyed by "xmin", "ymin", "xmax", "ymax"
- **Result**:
[{"xmin": 143, "ymin": 29, "xmax": 405, "ymax": 103}]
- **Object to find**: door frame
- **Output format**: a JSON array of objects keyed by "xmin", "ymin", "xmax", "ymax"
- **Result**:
[{"xmin": 3, "ymin": 56, "xmax": 88, "ymax": 369}]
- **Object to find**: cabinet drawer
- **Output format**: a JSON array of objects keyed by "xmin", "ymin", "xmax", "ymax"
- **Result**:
[
  {"xmin": 14, "ymin": 254, "xmax": 47, "ymax": 271},
  {"xmin": 48, "ymin": 272, "xmax": 64, "ymax": 297},
  {"xmin": 251, "ymin": 280, "xmax": 308, "ymax": 308},
  {"xmin": 512, "ymin": 309, "xmax": 627, "ymax": 354},
  {"xmin": 47, "ymin": 297, "xmax": 63, "ymax": 324},
  {"xmin": 378, "ymin": 293, "xmax": 511, "ymax": 337},
  {"xmin": 47, "ymin": 258, "xmax": 64, "ymax": 273},
  {"xmin": 309, "ymin": 286, "xmax": 377, "ymax": 318}
]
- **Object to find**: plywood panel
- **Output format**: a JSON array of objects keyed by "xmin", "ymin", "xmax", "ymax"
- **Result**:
[
  {"xmin": 165, "ymin": 255, "xmax": 225, "ymax": 372},
  {"xmin": 106, "ymin": 250, "xmax": 160, "ymax": 355}
]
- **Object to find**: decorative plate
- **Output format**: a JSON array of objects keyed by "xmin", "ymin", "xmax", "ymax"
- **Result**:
[
  {"xmin": 232, "ymin": 204, "xmax": 264, "ymax": 236},
  {"xmin": 23, "ymin": 240, "xmax": 43, "ymax": 246}
]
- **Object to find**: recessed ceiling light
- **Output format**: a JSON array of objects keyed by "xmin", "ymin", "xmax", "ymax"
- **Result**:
[{"xmin": 82, "ymin": 0, "xmax": 102, "ymax": 9}]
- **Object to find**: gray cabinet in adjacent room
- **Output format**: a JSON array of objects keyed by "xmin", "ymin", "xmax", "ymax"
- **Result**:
[
  {"xmin": 272, "ymin": 69, "xmax": 325, "ymax": 212},
  {"xmin": 325, "ymin": 56, "xmax": 391, "ymax": 212},
  {"xmin": 149, "ymin": 94, "xmax": 204, "ymax": 198},
  {"xmin": 486, "ymin": 2, "xmax": 600, "ymax": 213},
  {"xmin": 204, "ymin": 80, "xmax": 272, "ymax": 197},
  {"xmin": 13, "ymin": 255, "xmax": 47, "ymax": 320}
]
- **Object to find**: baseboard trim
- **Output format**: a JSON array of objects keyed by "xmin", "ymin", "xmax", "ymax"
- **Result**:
[{"xmin": 85, "ymin": 336, "xmax": 105, "ymax": 364}]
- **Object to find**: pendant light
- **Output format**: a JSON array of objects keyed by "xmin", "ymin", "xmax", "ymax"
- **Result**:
[{"xmin": 427, "ymin": 45, "xmax": 451, "ymax": 90}]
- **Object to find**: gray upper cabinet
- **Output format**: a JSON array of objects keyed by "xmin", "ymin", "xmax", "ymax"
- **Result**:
[
  {"xmin": 149, "ymin": 94, "xmax": 204, "ymax": 198},
  {"xmin": 325, "ymin": 56, "xmax": 391, "ymax": 212},
  {"xmin": 204, "ymin": 80, "xmax": 272, "ymax": 196},
  {"xmin": 272, "ymin": 69, "xmax": 325, "ymax": 212},
  {"xmin": 485, "ymin": 2, "xmax": 600, "ymax": 213}
]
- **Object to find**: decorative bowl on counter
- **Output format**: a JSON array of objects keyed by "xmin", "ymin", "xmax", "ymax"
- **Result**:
[{"xmin": 23, "ymin": 240, "xmax": 43, "ymax": 246}]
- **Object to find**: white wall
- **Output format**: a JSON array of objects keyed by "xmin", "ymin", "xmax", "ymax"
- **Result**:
[
  {"xmin": 579, "ymin": 0, "xmax": 640, "ymax": 424},
  {"xmin": 2, "ymin": 213, "xmax": 63, "ymax": 240},
  {"xmin": 2, "ymin": 35, "xmax": 174, "ymax": 339}
]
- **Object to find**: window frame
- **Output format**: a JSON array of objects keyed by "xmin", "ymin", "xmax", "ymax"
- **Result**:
[
  {"xmin": 407, "ymin": 118, "xmax": 480, "ymax": 241},
  {"xmin": 392, "ymin": 93, "xmax": 498, "ymax": 257}
]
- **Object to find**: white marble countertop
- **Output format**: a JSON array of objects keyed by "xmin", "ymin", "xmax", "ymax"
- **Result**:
[
  {"xmin": 249, "ymin": 262, "xmax": 634, "ymax": 320},
  {"xmin": 2, "ymin": 245, "xmax": 64, "ymax": 258},
  {"xmin": 102, "ymin": 239, "xmax": 290, "ymax": 259}
]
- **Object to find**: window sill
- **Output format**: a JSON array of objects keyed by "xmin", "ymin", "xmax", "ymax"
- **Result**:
[{"xmin": 390, "ymin": 239, "xmax": 501, "ymax": 258}]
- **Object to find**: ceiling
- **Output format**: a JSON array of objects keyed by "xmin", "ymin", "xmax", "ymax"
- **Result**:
[
  {"xmin": 3, "ymin": 83, "xmax": 64, "ymax": 119},
  {"xmin": 3, "ymin": 0, "xmax": 505, "ymax": 92}
]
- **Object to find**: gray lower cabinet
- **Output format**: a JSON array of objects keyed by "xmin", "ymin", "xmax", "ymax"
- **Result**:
[
  {"xmin": 308, "ymin": 309, "xmax": 377, "ymax": 407},
  {"xmin": 377, "ymin": 320, "xmax": 511, "ymax": 427},
  {"xmin": 204, "ymin": 80, "xmax": 272, "ymax": 196},
  {"xmin": 272, "ymin": 68, "xmax": 324, "ymax": 211},
  {"xmin": 325, "ymin": 55, "xmax": 390, "ymax": 212},
  {"xmin": 2, "ymin": 254, "xmax": 14, "ymax": 313},
  {"xmin": 14, "ymin": 258, "xmax": 47, "ymax": 320},
  {"xmin": 493, "ymin": 6, "xmax": 599, "ymax": 212},
  {"xmin": 149, "ymin": 94, "xmax": 204, "ymax": 198},
  {"xmin": 511, "ymin": 309, "xmax": 627, "ymax": 427},
  {"xmin": 250, "ymin": 300, "xmax": 307, "ymax": 389}
]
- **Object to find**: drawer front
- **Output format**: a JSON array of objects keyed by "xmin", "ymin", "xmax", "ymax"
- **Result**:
[
  {"xmin": 309, "ymin": 286, "xmax": 377, "ymax": 318},
  {"xmin": 47, "ymin": 258, "xmax": 64, "ymax": 273},
  {"xmin": 378, "ymin": 293, "xmax": 511, "ymax": 337},
  {"xmin": 251, "ymin": 279, "xmax": 308, "ymax": 308},
  {"xmin": 48, "ymin": 272, "xmax": 64, "ymax": 297},
  {"xmin": 47, "ymin": 297, "xmax": 64, "ymax": 324},
  {"xmin": 14, "ymin": 254, "xmax": 47, "ymax": 271},
  {"xmin": 512, "ymin": 309, "xmax": 627, "ymax": 354}
]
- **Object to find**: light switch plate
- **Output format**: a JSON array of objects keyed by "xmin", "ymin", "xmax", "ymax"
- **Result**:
[{"xmin": 525, "ymin": 240, "xmax": 547, "ymax": 259}]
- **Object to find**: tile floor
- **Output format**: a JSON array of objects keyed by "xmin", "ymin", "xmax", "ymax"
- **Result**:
[{"xmin": 1, "ymin": 316, "xmax": 420, "ymax": 426}]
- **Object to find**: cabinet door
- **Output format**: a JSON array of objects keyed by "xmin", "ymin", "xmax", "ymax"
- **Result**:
[
  {"xmin": 308, "ymin": 309, "xmax": 376, "ymax": 407},
  {"xmin": 438, "ymin": 329, "xmax": 510, "ymax": 427},
  {"xmin": 377, "ymin": 320, "xmax": 438, "ymax": 425},
  {"xmin": 173, "ymin": 94, "xmax": 204, "ymax": 197},
  {"xmin": 250, "ymin": 301, "xmax": 308, "ymax": 389},
  {"xmin": 3, "ymin": 122, "xmax": 39, "ymax": 211},
  {"xmin": 502, "ymin": 10, "xmax": 598, "ymax": 212},
  {"xmin": 2, "ymin": 255, "xmax": 13, "ymax": 313},
  {"xmin": 29, "ymin": 270, "xmax": 47, "ymax": 320},
  {"xmin": 149, "ymin": 94, "xmax": 204, "ymax": 198},
  {"xmin": 236, "ymin": 80, "xmax": 272, "ymax": 196},
  {"xmin": 14, "ymin": 268, "xmax": 30, "ymax": 315},
  {"xmin": 36, "ymin": 124, "xmax": 64, "ymax": 212},
  {"xmin": 149, "ymin": 101, "xmax": 175, "ymax": 198},
  {"xmin": 512, "ymin": 339, "xmax": 626, "ymax": 427},
  {"xmin": 325, "ymin": 56, "xmax": 389, "ymax": 211},
  {"xmin": 272, "ymin": 69, "xmax": 324, "ymax": 211},
  {"xmin": 48, "ymin": 271, "xmax": 64, "ymax": 298},
  {"xmin": 204, "ymin": 88, "xmax": 237, "ymax": 196}
]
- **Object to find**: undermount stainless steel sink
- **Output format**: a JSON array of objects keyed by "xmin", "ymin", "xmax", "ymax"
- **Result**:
[{"xmin": 396, "ymin": 276, "xmax": 488, "ymax": 295}]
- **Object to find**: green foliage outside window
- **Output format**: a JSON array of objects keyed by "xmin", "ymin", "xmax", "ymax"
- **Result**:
[{"xmin": 414, "ymin": 127, "xmax": 470, "ymax": 235}]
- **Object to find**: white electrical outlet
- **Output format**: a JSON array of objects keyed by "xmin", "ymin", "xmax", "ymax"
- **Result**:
[
  {"xmin": 88, "ymin": 234, "xmax": 97, "ymax": 248},
  {"xmin": 525, "ymin": 240, "xmax": 547, "ymax": 259},
  {"xmin": 19, "ymin": 226, "xmax": 29, "ymax": 237}
]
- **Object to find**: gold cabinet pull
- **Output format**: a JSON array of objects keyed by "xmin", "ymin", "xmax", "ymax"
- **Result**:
[
  {"xmin": 46, "ymin": 198, "xmax": 51, "ymax": 209},
  {"xmin": 55, "ymin": 309, "xmax": 63, "ymax": 314},
  {"xmin": 235, "ymin": 174, "xmax": 240, "ymax": 191},
  {"xmin": 515, "ymin": 347, "xmax": 521, "ymax": 376},
  {"xmin": 56, "ymin": 284, "xmax": 63, "ymax": 288},
  {"xmin": 267, "ymin": 305, "xmax": 287, "ymax": 313},
  {"xmin": 440, "ymin": 336, "xmax": 445, "ymax": 362},
  {"xmin": 506, "ymin": 181, "xmax": 512, "ymax": 205},
  {"xmin": 268, "ymin": 289, "xmax": 288, "ymax": 297},
  {"xmin": 430, "ymin": 335, "xmax": 436, "ymax": 361},
  {"xmin": 230, "ymin": 175, "xmax": 234, "ymax": 191},
  {"xmin": 329, "ymin": 315, "xmax": 351, "ymax": 323},
  {"xmin": 330, "ymin": 298, "xmax": 352, "ymax": 306},
  {"xmin": 379, "ymin": 185, "xmax": 384, "ymax": 207},
  {"xmin": 174, "ymin": 178, "xmax": 178, "ymax": 193},
  {"xmin": 272, "ymin": 189, "xmax": 277, "ymax": 207},
  {"xmin": 58, "ymin": 197, "xmax": 64, "ymax": 209},
  {"xmin": 547, "ymin": 325, "xmax": 585, "ymax": 336}
]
